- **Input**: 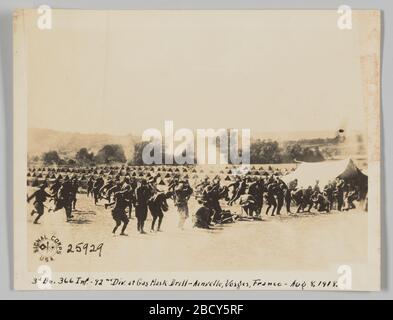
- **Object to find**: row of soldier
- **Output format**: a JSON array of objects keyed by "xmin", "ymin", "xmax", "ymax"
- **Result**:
[
  {"xmin": 193, "ymin": 175, "xmax": 360, "ymax": 220},
  {"xmin": 27, "ymin": 172, "xmax": 361, "ymax": 234}
]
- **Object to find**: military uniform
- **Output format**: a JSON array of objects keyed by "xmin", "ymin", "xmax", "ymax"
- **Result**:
[
  {"xmin": 111, "ymin": 190, "xmax": 130, "ymax": 235},
  {"xmin": 174, "ymin": 182, "xmax": 193, "ymax": 229},
  {"xmin": 135, "ymin": 181, "xmax": 151, "ymax": 233},
  {"xmin": 27, "ymin": 183, "xmax": 51, "ymax": 224},
  {"xmin": 148, "ymin": 192, "xmax": 168, "ymax": 231},
  {"xmin": 58, "ymin": 178, "xmax": 74, "ymax": 221},
  {"xmin": 265, "ymin": 182, "xmax": 277, "ymax": 216}
]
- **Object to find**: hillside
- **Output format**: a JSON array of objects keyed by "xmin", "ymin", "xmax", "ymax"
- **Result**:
[{"xmin": 28, "ymin": 128, "xmax": 137, "ymax": 160}]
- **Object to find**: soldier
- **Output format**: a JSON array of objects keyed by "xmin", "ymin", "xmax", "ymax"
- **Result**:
[
  {"xmin": 324, "ymin": 181, "xmax": 334, "ymax": 211},
  {"xmin": 106, "ymin": 180, "xmax": 123, "ymax": 204},
  {"xmin": 284, "ymin": 183, "xmax": 292, "ymax": 214},
  {"xmin": 57, "ymin": 176, "xmax": 74, "ymax": 222},
  {"xmin": 168, "ymin": 176, "xmax": 179, "ymax": 193},
  {"xmin": 99, "ymin": 178, "xmax": 115, "ymax": 203},
  {"xmin": 293, "ymin": 187, "xmax": 304, "ymax": 213},
  {"xmin": 288, "ymin": 178, "xmax": 298, "ymax": 191},
  {"xmin": 275, "ymin": 181, "xmax": 285, "ymax": 215},
  {"xmin": 228, "ymin": 177, "xmax": 247, "ymax": 205},
  {"xmin": 227, "ymin": 176, "xmax": 240, "ymax": 205},
  {"xmin": 148, "ymin": 177, "xmax": 160, "ymax": 194},
  {"xmin": 312, "ymin": 191, "xmax": 330, "ymax": 213},
  {"xmin": 345, "ymin": 184, "xmax": 358, "ymax": 210},
  {"xmin": 312, "ymin": 180, "xmax": 321, "ymax": 209},
  {"xmin": 248, "ymin": 178, "xmax": 264, "ymax": 215},
  {"xmin": 27, "ymin": 181, "xmax": 52, "ymax": 224},
  {"xmin": 127, "ymin": 177, "xmax": 138, "ymax": 218},
  {"xmin": 48, "ymin": 176, "xmax": 62, "ymax": 212},
  {"xmin": 108, "ymin": 185, "xmax": 131, "ymax": 235},
  {"xmin": 135, "ymin": 179, "xmax": 151, "ymax": 234},
  {"xmin": 70, "ymin": 177, "xmax": 79, "ymax": 210},
  {"xmin": 302, "ymin": 186, "xmax": 314, "ymax": 213},
  {"xmin": 92, "ymin": 176, "xmax": 105, "ymax": 205},
  {"xmin": 195, "ymin": 176, "xmax": 209, "ymax": 190},
  {"xmin": 335, "ymin": 178, "xmax": 345, "ymax": 211},
  {"xmin": 86, "ymin": 176, "xmax": 95, "ymax": 198},
  {"xmin": 174, "ymin": 180, "xmax": 193, "ymax": 230},
  {"xmin": 194, "ymin": 199, "xmax": 212, "ymax": 229},
  {"xmin": 202, "ymin": 181, "xmax": 221, "ymax": 223},
  {"xmin": 265, "ymin": 178, "xmax": 277, "ymax": 216},
  {"xmin": 239, "ymin": 192, "xmax": 257, "ymax": 217},
  {"xmin": 50, "ymin": 176, "xmax": 62, "ymax": 196},
  {"xmin": 148, "ymin": 191, "xmax": 169, "ymax": 232}
]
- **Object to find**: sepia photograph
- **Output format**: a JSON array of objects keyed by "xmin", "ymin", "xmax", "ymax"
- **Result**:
[{"xmin": 13, "ymin": 9, "xmax": 380, "ymax": 291}]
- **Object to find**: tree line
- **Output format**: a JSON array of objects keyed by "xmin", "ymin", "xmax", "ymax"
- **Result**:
[
  {"xmin": 131, "ymin": 140, "xmax": 325, "ymax": 165},
  {"xmin": 37, "ymin": 139, "xmax": 325, "ymax": 166},
  {"xmin": 40, "ymin": 145, "xmax": 126, "ymax": 166},
  {"xmin": 250, "ymin": 140, "xmax": 324, "ymax": 164}
]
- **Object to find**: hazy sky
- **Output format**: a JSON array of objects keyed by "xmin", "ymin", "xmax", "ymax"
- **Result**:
[{"xmin": 25, "ymin": 10, "xmax": 369, "ymax": 137}]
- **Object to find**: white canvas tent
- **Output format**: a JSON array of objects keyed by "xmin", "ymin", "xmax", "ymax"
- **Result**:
[{"xmin": 281, "ymin": 158, "xmax": 367, "ymax": 189}]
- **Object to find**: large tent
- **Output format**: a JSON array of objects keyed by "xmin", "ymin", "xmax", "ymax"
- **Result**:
[{"xmin": 281, "ymin": 158, "xmax": 368, "ymax": 190}]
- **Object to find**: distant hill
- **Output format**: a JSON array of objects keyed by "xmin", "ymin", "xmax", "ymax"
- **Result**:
[
  {"xmin": 28, "ymin": 128, "xmax": 366, "ymax": 164},
  {"xmin": 28, "ymin": 128, "xmax": 137, "ymax": 160}
]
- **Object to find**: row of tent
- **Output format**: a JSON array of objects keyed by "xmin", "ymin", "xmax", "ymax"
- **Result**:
[
  {"xmin": 27, "ymin": 168, "xmax": 289, "ymax": 179},
  {"xmin": 27, "ymin": 172, "xmax": 267, "ymax": 187},
  {"xmin": 27, "ymin": 165, "xmax": 289, "ymax": 175}
]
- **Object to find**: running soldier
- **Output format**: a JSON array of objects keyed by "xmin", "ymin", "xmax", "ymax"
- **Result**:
[
  {"xmin": 228, "ymin": 176, "xmax": 247, "ymax": 205},
  {"xmin": 106, "ymin": 180, "xmax": 123, "ymax": 204},
  {"xmin": 27, "ymin": 181, "xmax": 52, "ymax": 224},
  {"xmin": 168, "ymin": 176, "xmax": 179, "ymax": 193},
  {"xmin": 99, "ymin": 178, "xmax": 115, "ymax": 203},
  {"xmin": 57, "ymin": 176, "xmax": 74, "ymax": 222},
  {"xmin": 227, "ymin": 176, "xmax": 240, "ymax": 205},
  {"xmin": 86, "ymin": 176, "xmax": 95, "ymax": 198},
  {"xmin": 107, "ymin": 185, "xmax": 131, "ymax": 235},
  {"xmin": 174, "ymin": 180, "xmax": 193, "ymax": 230},
  {"xmin": 248, "ymin": 178, "xmax": 264, "ymax": 215},
  {"xmin": 148, "ymin": 191, "xmax": 169, "ymax": 232},
  {"xmin": 135, "ymin": 179, "xmax": 151, "ymax": 234},
  {"xmin": 127, "ymin": 177, "xmax": 138, "ymax": 218},
  {"xmin": 92, "ymin": 176, "xmax": 105, "ymax": 205},
  {"xmin": 70, "ymin": 177, "xmax": 79, "ymax": 210},
  {"xmin": 48, "ymin": 176, "xmax": 62, "ymax": 212}
]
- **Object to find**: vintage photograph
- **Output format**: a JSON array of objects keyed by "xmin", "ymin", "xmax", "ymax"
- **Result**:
[{"xmin": 13, "ymin": 9, "xmax": 380, "ymax": 290}]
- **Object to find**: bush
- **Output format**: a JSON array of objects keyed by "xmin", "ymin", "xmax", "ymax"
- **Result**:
[
  {"xmin": 75, "ymin": 148, "xmax": 95, "ymax": 165},
  {"xmin": 94, "ymin": 144, "xmax": 126, "ymax": 164},
  {"xmin": 42, "ymin": 150, "xmax": 61, "ymax": 165}
]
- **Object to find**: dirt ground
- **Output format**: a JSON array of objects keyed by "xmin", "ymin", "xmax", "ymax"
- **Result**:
[{"xmin": 27, "ymin": 187, "xmax": 368, "ymax": 273}]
